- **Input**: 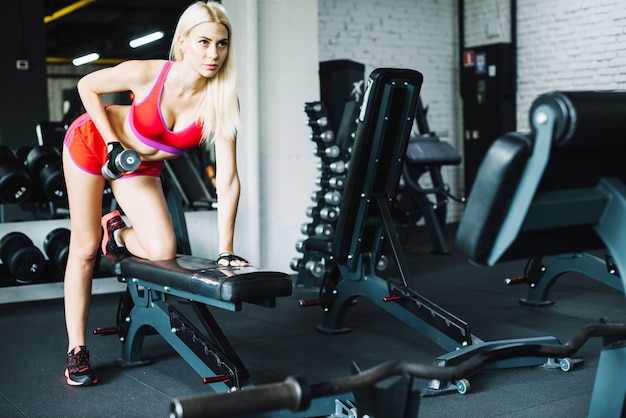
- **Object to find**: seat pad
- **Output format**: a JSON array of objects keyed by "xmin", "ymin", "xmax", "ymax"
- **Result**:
[{"xmin": 100, "ymin": 254, "xmax": 293, "ymax": 303}]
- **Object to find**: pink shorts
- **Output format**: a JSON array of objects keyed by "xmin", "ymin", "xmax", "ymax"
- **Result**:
[{"xmin": 64, "ymin": 113, "xmax": 164, "ymax": 177}]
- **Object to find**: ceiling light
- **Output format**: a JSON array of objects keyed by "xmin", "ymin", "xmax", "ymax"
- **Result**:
[
  {"xmin": 72, "ymin": 52, "xmax": 99, "ymax": 66},
  {"xmin": 129, "ymin": 31, "xmax": 165, "ymax": 48}
]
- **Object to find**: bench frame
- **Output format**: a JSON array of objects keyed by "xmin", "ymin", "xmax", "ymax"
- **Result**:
[{"xmin": 97, "ymin": 173, "xmax": 292, "ymax": 390}]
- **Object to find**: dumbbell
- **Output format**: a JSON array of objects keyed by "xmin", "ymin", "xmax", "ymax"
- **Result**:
[
  {"xmin": 317, "ymin": 160, "xmax": 345, "ymax": 174},
  {"xmin": 316, "ymin": 175, "xmax": 345, "ymax": 190},
  {"xmin": 311, "ymin": 190, "xmax": 342, "ymax": 206},
  {"xmin": 303, "ymin": 101, "xmax": 323, "ymax": 115},
  {"xmin": 290, "ymin": 257, "xmax": 304, "ymax": 272},
  {"xmin": 101, "ymin": 143, "xmax": 141, "ymax": 180},
  {"xmin": 25, "ymin": 145, "xmax": 66, "ymax": 201},
  {"xmin": 310, "ymin": 130, "xmax": 335, "ymax": 145},
  {"xmin": 308, "ymin": 116, "xmax": 329, "ymax": 129},
  {"xmin": 0, "ymin": 232, "xmax": 45, "ymax": 284},
  {"xmin": 314, "ymin": 144, "xmax": 341, "ymax": 160},
  {"xmin": 300, "ymin": 222, "xmax": 334, "ymax": 236},
  {"xmin": 304, "ymin": 259, "xmax": 326, "ymax": 279},
  {"xmin": 44, "ymin": 228, "xmax": 70, "ymax": 273},
  {"xmin": 306, "ymin": 205, "xmax": 339, "ymax": 222},
  {"xmin": 0, "ymin": 146, "xmax": 32, "ymax": 203}
]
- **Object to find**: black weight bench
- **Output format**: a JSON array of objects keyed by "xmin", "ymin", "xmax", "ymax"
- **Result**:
[
  {"xmin": 169, "ymin": 88, "xmax": 626, "ymax": 416},
  {"xmin": 304, "ymin": 68, "xmax": 585, "ymax": 397},
  {"xmin": 398, "ymin": 132, "xmax": 461, "ymax": 253},
  {"xmin": 450, "ymin": 89, "xmax": 626, "ymax": 411},
  {"xmin": 97, "ymin": 248, "xmax": 292, "ymax": 391},
  {"xmin": 457, "ymin": 90, "xmax": 626, "ymax": 298},
  {"xmin": 394, "ymin": 97, "xmax": 462, "ymax": 254},
  {"xmin": 95, "ymin": 161, "xmax": 293, "ymax": 390}
]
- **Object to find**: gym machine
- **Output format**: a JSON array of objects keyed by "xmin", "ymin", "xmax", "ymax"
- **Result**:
[
  {"xmin": 456, "ymin": 90, "xmax": 626, "ymax": 286},
  {"xmin": 393, "ymin": 98, "xmax": 462, "ymax": 254},
  {"xmin": 298, "ymin": 68, "xmax": 570, "ymax": 396},
  {"xmin": 169, "ymin": 86, "xmax": 626, "ymax": 418},
  {"xmin": 505, "ymin": 252, "xmax": 624, "ymax": 307},
  {"xmin": 301, "ymin": 84, "xmax": 626, "ymax": 401}
]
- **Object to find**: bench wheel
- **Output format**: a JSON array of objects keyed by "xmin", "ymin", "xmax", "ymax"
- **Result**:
[
  {"xmin": 456, "ymin": 378, "xmax": 470, "ymax": 395},
  {"xmin": 560, "ymin": 357, "xmax": 573, "ymax": 372}
]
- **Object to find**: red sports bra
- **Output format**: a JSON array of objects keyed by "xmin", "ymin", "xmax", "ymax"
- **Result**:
[{"xmin": 128, "ymin": 61, "xmax": 203, "ymax": 154}]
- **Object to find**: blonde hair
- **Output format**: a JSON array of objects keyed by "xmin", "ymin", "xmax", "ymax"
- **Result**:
[{"xmin": 169, "ymin": 1, "xmax": 239, "ymax": 142}]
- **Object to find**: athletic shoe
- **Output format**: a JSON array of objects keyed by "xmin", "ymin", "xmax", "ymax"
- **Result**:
[
  {"xmin": 101, "ymin": 210, "xmax": 127, "ymax": 256},
  {"xmin": 65, "ymin": 346, "xmax": 98, "ymax": 386}
]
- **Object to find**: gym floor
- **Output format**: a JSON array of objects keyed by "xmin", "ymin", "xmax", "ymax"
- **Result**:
[{"xmin": 1, "ymin": 224, "xmax": 624, "ymax": 417}]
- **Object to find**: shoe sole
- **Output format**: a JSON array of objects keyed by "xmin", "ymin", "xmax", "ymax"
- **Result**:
[{"xmin": 65, "ymin": 368, "xmax": 98, "ymax": 386}]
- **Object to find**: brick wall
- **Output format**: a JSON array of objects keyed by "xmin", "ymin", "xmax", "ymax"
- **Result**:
[
  {"xmin": 319, "ymin": 0, "xmax": 626, "ymax": 220},
  {"xmin": 516, "ymin": 0, "xmax": 626, "ymax": 130},
  {"xmin": 318, "ymin": 0, "xmax": 464, "ymax": 219}
]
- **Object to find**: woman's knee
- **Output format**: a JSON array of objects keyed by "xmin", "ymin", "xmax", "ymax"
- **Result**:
[
  {"xmin": 142, "ymin": 240, "xmax": 177, "ymax": 261},
  {"xmin": 68, "ymin": 237, "xmax": 101, "ymax": 263}
]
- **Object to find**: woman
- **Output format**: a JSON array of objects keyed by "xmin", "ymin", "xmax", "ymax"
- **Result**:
[{"xmin": 62, "ymin": 1, "xmax": 250, "ymax": 386}]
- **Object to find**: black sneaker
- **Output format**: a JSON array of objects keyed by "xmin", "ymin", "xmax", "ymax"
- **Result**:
[
  {"xmin": 101, "ymin": 210, "xmax": 127, "ymax": 256},
  {"xmin": 65, "ymin": 346, "xmax": 98, "ymax": 386}
]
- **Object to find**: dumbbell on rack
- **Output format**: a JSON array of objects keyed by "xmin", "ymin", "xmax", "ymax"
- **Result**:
[
  {"xmin": 0, "ymin": 146, "xmax": 32, "ymax": 204},
  {"xmin": 24, "ymin": 145, "xmax": 66, "ymax": 202},
  {"xmin": 44, "ymin": 228, "xmax": 70, "ymax": 274},
  {"xmin": 0, "ymin": 232, "xmax": 45, "ymax": 284}
]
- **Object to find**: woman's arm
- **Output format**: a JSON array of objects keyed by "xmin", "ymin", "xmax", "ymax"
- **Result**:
[
  {"xmin": 213, "ymin": 135, "xmax": 244, "ymax": 262},
  {"xmin": 76, "ymin": 60, "xmax": 161, "ymax": 144}
]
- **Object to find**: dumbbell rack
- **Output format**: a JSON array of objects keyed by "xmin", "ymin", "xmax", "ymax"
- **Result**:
[
  {"xmin": 0, "ymin": 218, "xmax": 126, "ymax": 304},
  {"xmin": 0, "ymin": 144, "xmax": 104, "ymax": 302},
  {"xmin": 0, "ymin": 210, "xmax": 220, "ymax": 305},
  {"xmin": 292, "ymin": 101, "xmax": 356, "ymax": 288}
]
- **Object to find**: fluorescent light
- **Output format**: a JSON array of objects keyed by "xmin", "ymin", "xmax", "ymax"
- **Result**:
[
  {"xmin": 72, "ymin": 52, "xmax": 99, "ymax": 66},
  {"xmin": 129, "ymin": 31, "xmax": 164, "ymax": 48}
]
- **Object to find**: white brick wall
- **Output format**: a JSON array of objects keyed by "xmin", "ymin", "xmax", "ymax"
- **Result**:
[
  {"xmin": 319, "ymin": 0, "xmax": 626, "ymax": 221},
  {"xmin": 516, "ymin": 1, "xmax": 626, "ymax": 130},
  {"xmin": 463, "ymin": 0, "xmax": 512, "ymax": 46},
  {"xmin": 319, "ymin": 0, "xmax": 464, "ymax": 220}
]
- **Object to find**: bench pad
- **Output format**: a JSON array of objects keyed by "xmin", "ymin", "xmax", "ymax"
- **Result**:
[{"xmin": 100, "ymin": 254, "xmax": 293, "ymax": 303}]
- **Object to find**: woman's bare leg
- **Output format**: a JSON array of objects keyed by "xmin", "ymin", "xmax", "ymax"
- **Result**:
[
  {"xmin": 110, "ymin": 175, "xmax": 177, "ymax": 261},
  {"xmin": 62, "ymin": 147, "xmax": 105, "ymax": 352}
]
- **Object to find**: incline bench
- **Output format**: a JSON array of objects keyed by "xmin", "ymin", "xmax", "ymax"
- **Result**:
[
  {"xmin": 96, "ymin": 180, "xmax": 293, "ymax": 391},
  {"xmin": 457, "ymin": 90, "xmax": 626, "ymax": 297},
  {"xmin": 454, "ymin": 90, "xmax": 626, "ymax": 415},
  {"xmin": 303, "ymin": 70, "xmax": 598, "ymax": 396},
  {"xmin": 167, "ymin": 85, "xmax": 626, "ymax": 418}
]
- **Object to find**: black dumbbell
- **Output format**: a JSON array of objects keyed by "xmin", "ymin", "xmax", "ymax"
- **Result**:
[
  {"xmin": 304, "ymin": 259, "xmax": 326, "ymax": 278},
  {"xmin": 317, "ymin": 160, "xmax": 346, "ymax": 174},
  {"xmin": 0, "ymin": 146, "xmax": 32, "ymax": 203},
  {"xmin": 311, "ymin": 190, "xmax": 342, "ymax": 206},
  {"xmin": 101, "ymin": 143, "xmax": 141, "ymax": 181},
  {"xmin": 310, "ymin": 130, "xmax": 335, "ymax": 144},
  {"xmin": 316, "ymin": 175, "xmax": 345, "ymax": 190},
  {"xmin": 306, "ymin": 205, "xmax": 339, "ymax": 222},
  {"xmin": 314, "ymin": 144, "xmax": 341, "ymax": 160},
  {"xmin": 290, "ymin": 257, "xmax": 304, "ymax": 272},
  {"xmin": 303, "ymin": 101, "xmax": 323, "ymax": 114},
  {"xmin": 25, "ymin": 145, "xmax": 66, "ymax": 201},
  {"xmin": 44, "ymin": 228, "xmax": 70, "ymax": 273},
  {"xmin": 0, "ymin": 232, "xmax": 46, "ymax": 284}
]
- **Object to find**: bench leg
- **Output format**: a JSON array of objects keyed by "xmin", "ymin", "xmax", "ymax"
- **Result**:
[
  {"xmin": 116, "ymin": 282, "xmax": 247, "ymax": 390},
  {"xmin": 519, "ymin": 253, "xmax": 624, "ymax": 306},
  {"xmin": 588, "ymin": 340, "xmax": 626, "ymax": 417}
]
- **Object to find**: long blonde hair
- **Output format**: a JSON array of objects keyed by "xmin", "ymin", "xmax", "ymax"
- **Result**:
[{"xmin": 169, "ymin": 1, "xmax": 239, "ymax": 142}]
